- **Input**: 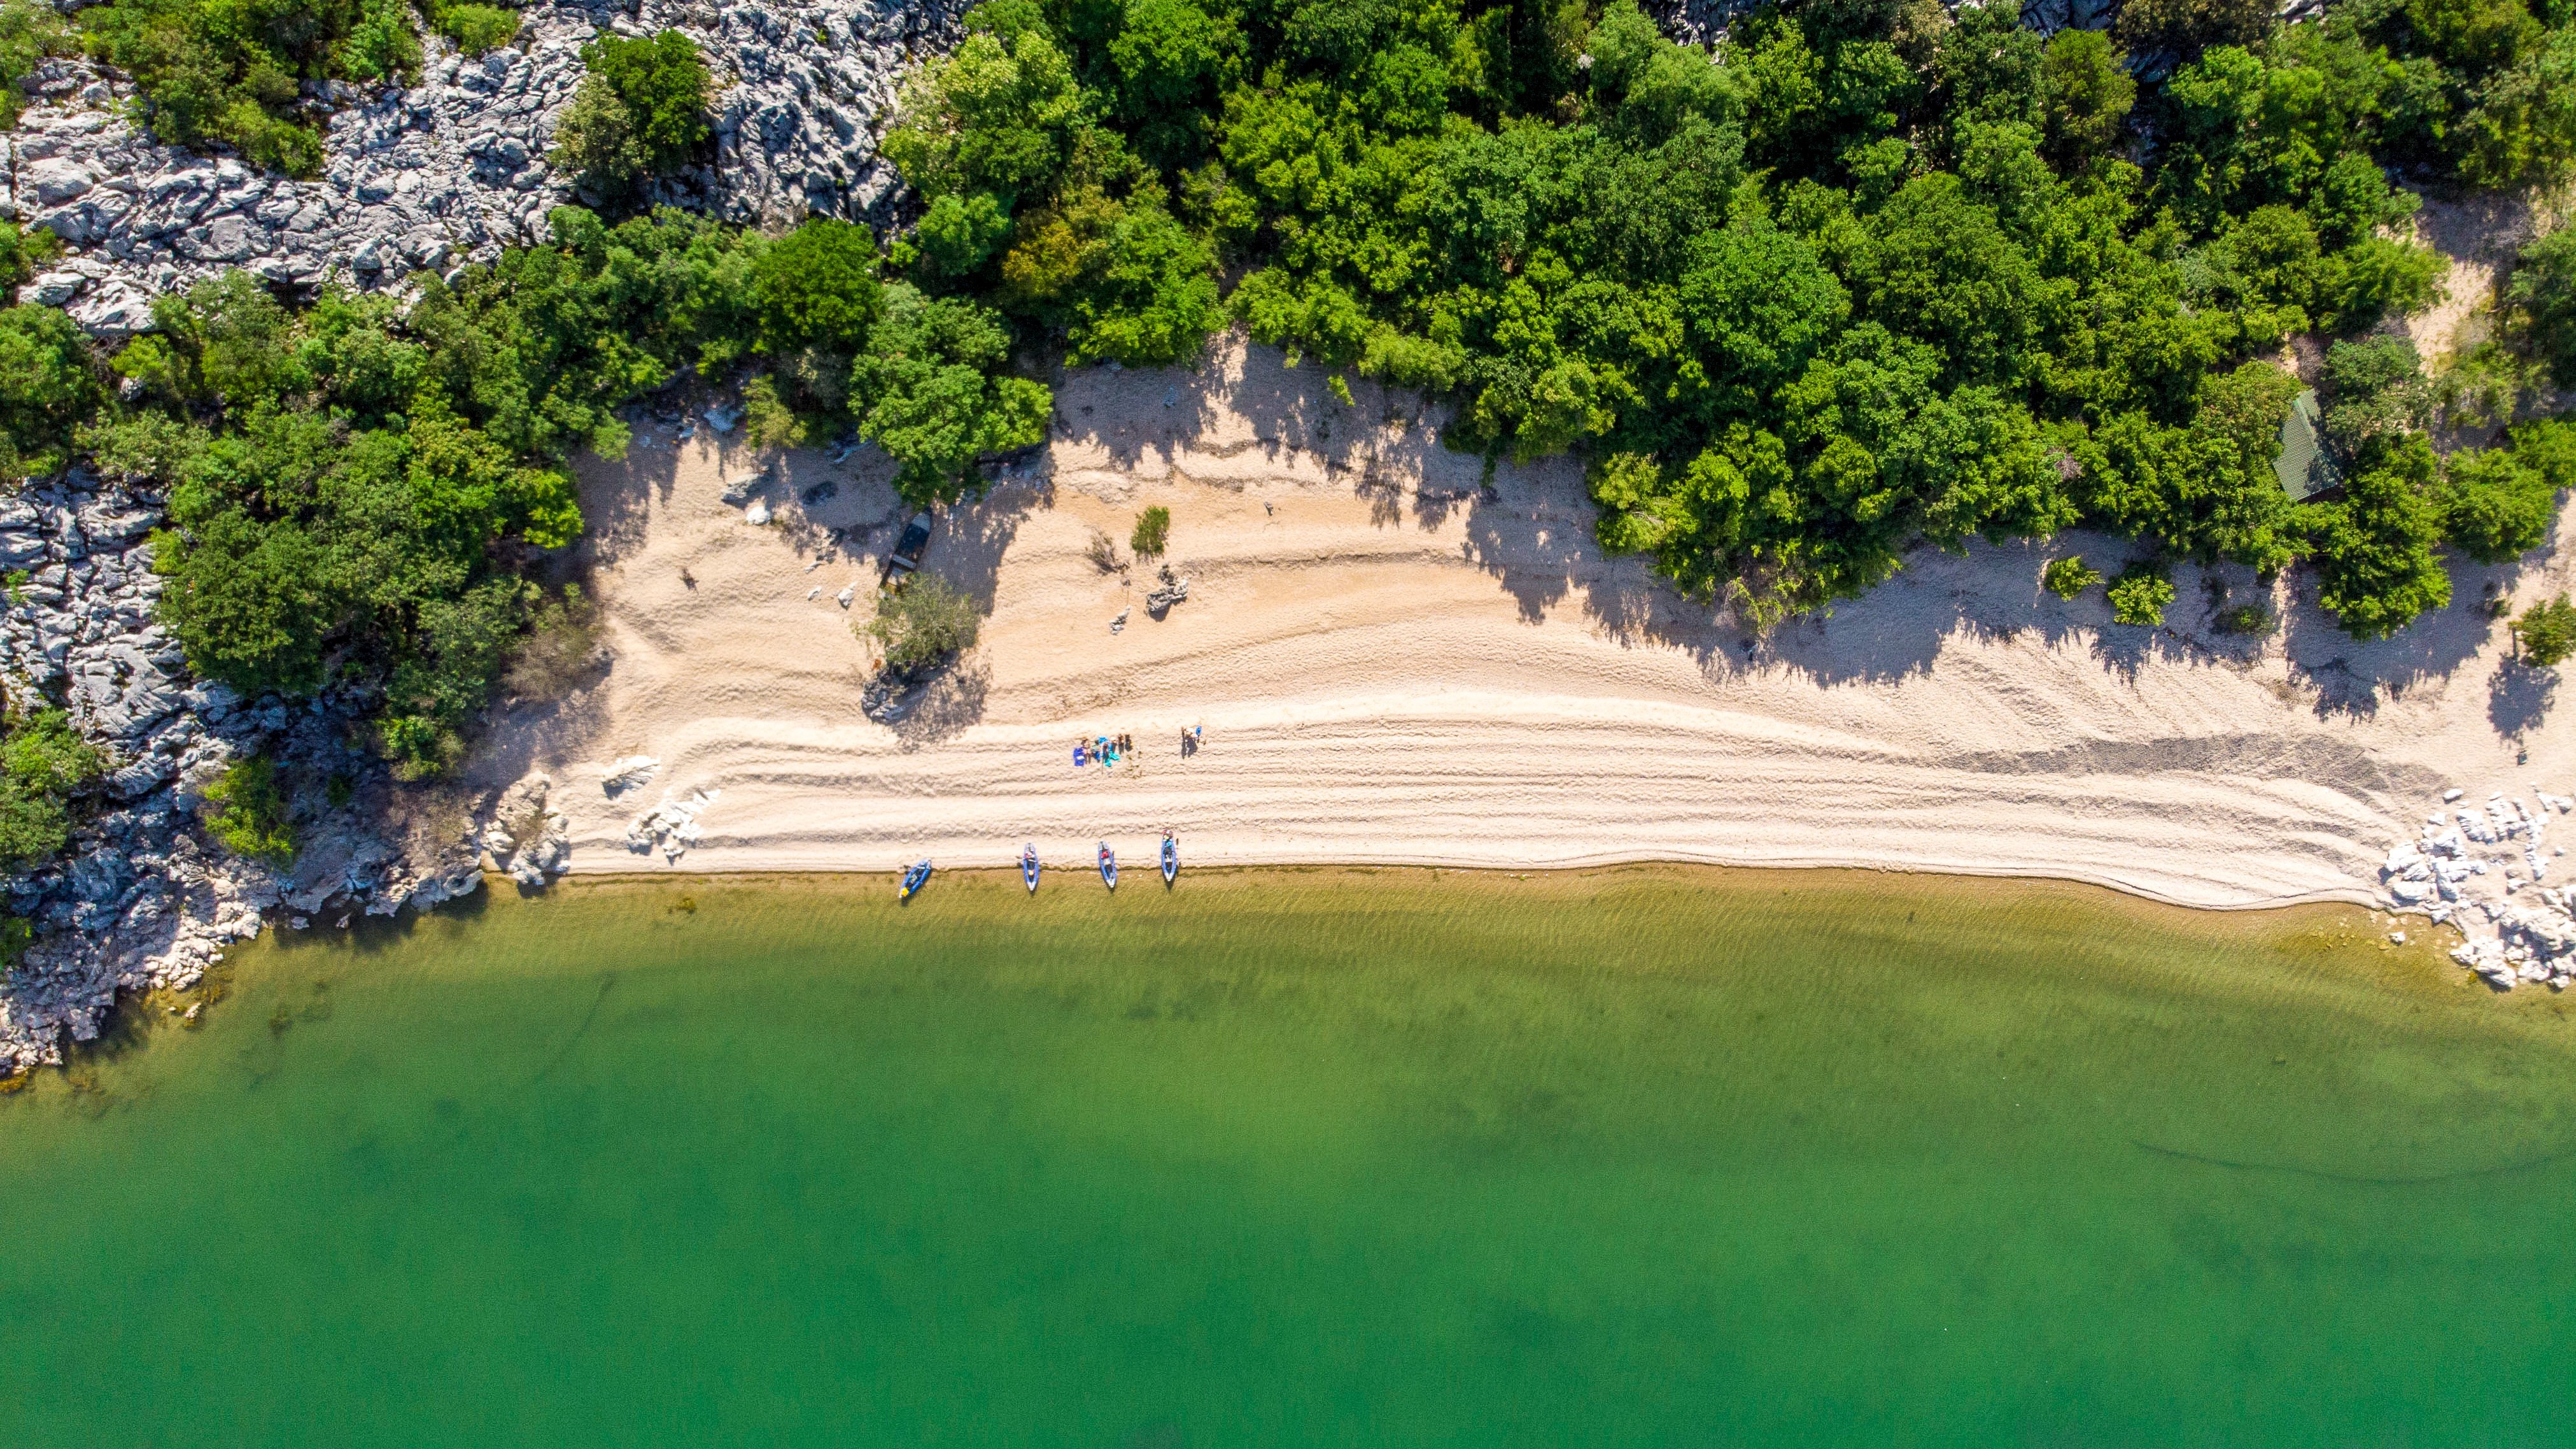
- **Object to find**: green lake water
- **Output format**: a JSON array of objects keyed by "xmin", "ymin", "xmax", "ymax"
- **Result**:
[{"xmin": 4, "ymin": 866, "xmax": 2573, "ymax": 1446}]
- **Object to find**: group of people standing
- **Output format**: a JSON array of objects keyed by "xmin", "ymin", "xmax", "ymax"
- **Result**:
[{"xmin": 1071, "ymin": 725, "xmax": 1207, "ymax": 768}]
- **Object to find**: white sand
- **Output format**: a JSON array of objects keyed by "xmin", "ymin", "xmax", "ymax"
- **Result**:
[{"xmin": 481, "ymin": 337, "xmax": 2575, "ymax": 911}]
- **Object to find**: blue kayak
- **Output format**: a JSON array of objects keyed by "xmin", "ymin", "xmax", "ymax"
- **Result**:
[
  {"xmin": 1021, "ymin": 843, "xmax": 1040, "ymax": 894},
  {"xmin": 1098, "ymin": 841, "xmax": 1117, "ymax": 891},
  {"xmin": 1160, "ymin": 835, "xmax": 1178, "ymax": 886},
  {"xmin": 898, "ymin": 859, "xmax": 932, "ymax": 902}
]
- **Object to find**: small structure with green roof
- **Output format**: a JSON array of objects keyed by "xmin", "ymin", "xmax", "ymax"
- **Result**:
[{"xmin": 2274, "ymin": 387, "xmax": 2341, "ymax": 502}]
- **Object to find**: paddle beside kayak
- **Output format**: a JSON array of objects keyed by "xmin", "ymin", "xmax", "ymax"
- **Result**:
[
  {"xmin": 1021, "ymin": 843, "xmax": 1041, "ymax": 894},
  {"xmin": 1099, "ymin": 842, "xmax": 1117, "ymax": 891},
  {"xmin": 1160, "ymin": 835, "xmax": 1178, "ymax": 886},
  {"xmin": 898, "ymin": 859, "xmax": 932, "ymax": 902}
]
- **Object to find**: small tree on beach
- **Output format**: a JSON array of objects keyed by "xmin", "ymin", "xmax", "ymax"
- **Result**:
[
  {"xmin": 2042, "ymin": 556, "xmax": 2101, "ymax": 600},
  {"xmin": 2107, "ymin": 562, "xmax": 2174, "ymax": 626},
  {"xmin": 1130, "ymin": 505, "xmax": 1170, "ymax": 558},
  {"xmin": 2512, "ymin": 594, "xmax": 2576, "ymax": 667},
  {"xmin": 863, "ymin": 576, "xmax": 981, "ymax": 670}
]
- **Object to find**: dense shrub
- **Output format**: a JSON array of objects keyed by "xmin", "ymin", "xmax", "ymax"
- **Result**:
[
  {"xmin": 0, "ymin": 710, "xmax": 101, "ymax": 870},
  {"xmin": 550, "ymin": 29, "xmax": 708, "ymax": 194},
  {"xmin": 2513, "ymin": 593, "xmax": 2576, "ymax": 665},
  {"xmin": 2107, "ymin": 562, "xmax": 2177, "ymax": 625},
  {"xmin": 84, "ymin": 0, "xmax": 422, "ymax": 176},
  {"xmin": 864, "ymin": 575, "xmax": 981, "ymax": 669},
  {"xmin": 433, "ymin": 3, "xmax": 519, "ymax": 56},
  {"xmin": 2042, "ymin": 555, "xmax": 2102, "ymax": 599},
  {"xmin": 882, "ymin": 0, "xmax": 2528, "ymax": 634},
  {"xmin": 0, "ymin": 0, "xmax": 76, "ymax": 129},
  {"xmin": 0, "ymin": 303, "xmax": 104, "ymax": 485},
  {"xmin": 1130, "ymin": 504, "xmax": 1170, "ymax": 558},
  {"xmin": 2507, "ymin": 227, "xmax": 2576, "ymax": 388},
  {"xmin": 200, "ymin": 756, "xmax": 295, "ymax": 863}
]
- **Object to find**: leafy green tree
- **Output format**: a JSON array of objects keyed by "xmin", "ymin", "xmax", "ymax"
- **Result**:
[
  {"xmin": 2039, "ymin": 28, "xmax": 2136, "ymax": 171},
  {"xmin": 2312, "ymin": 434, "xmax": 2452, "ymax": 639},
  {"xmin": 2511, "ymin": 593, "xmax": 2576, "ymax": 666},
  {"xmin": 750, "ymin": 220, "xmax": 884, "ymax": 355},
  {"xmin": 0, "ymin": 710, "xmax": 100, "ymax": 870},
  {"xmin": 552, "ymin": 31, "xmax": 708, "ymax": 195},
  {"xmin": 550, "ymin": 73, "xmax": 650, "ymax": 194},
  {"xmin": 199, "ymin": 755, "xmax": 296, "ymax": 864},
  {"xmin": 2435, "ymin": 444, "xmax": 2558, "ymax": 563},
  {"xmin": 864, "ymin": 574, "xmax": 982, "ymax": 669},
  {"xmin": 2112, "ymin": 0, "xmax": 2276, "ymax": 64},
  {"xmin": 2043, "ymin": 555, "xmax": 2102, "ymax": 598},
  {"xmin": 582, "ymin": 31, "xmax": 710, "ymax": 173},
  {"xmin": 0, "ymin": 303, "xmax": 102, "ymax": 484},
  {"xmin": 849, "ymin": 284, "xmax": 1053, "ymax": 504},
  {"xmin": 2507, "ymin": 226, "xmax": 2576, "ymax": 387}
]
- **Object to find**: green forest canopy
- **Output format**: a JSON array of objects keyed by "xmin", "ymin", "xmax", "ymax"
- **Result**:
[
  {"xmin": 864, "ymin": 0, "xmax": 2575, "ymax": 632},
  {"xmin": 3, "ymin": 0, "xmax": 2574, "ymax": 814}
]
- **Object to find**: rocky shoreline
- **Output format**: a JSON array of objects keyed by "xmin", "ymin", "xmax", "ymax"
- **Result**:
[{"xmin": 0, "ymin": 0, "xmax": 955, "ymax": 1071}]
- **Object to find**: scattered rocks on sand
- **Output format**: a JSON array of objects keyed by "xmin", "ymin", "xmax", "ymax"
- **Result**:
[
  {"xmin": 602, "ymin": 755, "xmax": 661, "ymax": 795},
  {"xmin": 625, "ymin": 788, "xmax": 719, "ymax": 861},
  {"xmin": 2382, "ymin": 788, "xmax": 2576, "ymax": 990}
]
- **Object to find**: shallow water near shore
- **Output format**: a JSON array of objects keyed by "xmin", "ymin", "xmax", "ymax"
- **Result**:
[{"xmin": 4, "ymin": 867, "xmax": 2573, "ymax": 1445}]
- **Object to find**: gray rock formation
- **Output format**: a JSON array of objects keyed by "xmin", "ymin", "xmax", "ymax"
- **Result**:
[
  {"xmin": 4, "ymin": 0, "xmax": 965, "ymax": 329},
  {"xmin": 0, "ymin": 470, "xmax": 489, "ymax": 1073},
  {"xmin": 0, "ymin": 0, "xmax": 964, "ymax": 1070}
]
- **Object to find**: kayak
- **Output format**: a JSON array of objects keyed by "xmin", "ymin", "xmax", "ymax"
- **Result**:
[
  {"xmin": 898, "ymin": 859, "xmax": 932, "ymax": 902},
  {"xmin": 1160, "ymin": 835, "xmax": 1178, "ymax": 886},
  {"xmin": 1021, "ymin": 842, "xmax": 1040, "ymax": 894},
  {"xmin": 1098, "ymin": 841, "xmax": 1117, "ymax": 891}
]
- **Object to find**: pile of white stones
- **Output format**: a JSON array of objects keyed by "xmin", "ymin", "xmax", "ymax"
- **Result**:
[{"xmin": 2382, "ymin": 788, "xmax": 2576, "ymax": 991}]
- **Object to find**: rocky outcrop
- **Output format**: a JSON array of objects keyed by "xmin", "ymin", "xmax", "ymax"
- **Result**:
[
  {"xmin": 0, "ymin": 470, "xmax": 492, "ymax": 1073},
  {"xmin": 2381, "ymin": 789, "xmax": 2576, "ymax": 990},
  {"xmin": 5, "ymin": 0, "xmax": 965, "ymax": 329}
]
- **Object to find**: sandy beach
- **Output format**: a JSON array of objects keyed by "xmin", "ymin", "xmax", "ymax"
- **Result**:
[{"xmin": 473, "ymin": 336, "xmax": 2575, "ymax": 913}]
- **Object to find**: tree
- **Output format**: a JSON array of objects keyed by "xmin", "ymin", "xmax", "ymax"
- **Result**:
[
  {"xmin": 584, "ymin": 31, "xmax": 710, "ymax": 173},
  {"xmin": 2107, "ymin": 561, "xmax": 2176, "ymax": 625},
  {"xmin": 849, "ymin": 284, "xmax": 1053, "ymax": 504},
  {"xmin": 2507, "ymin": 227, "xmax": 2576, "ymax": 387},
  {"xmin": 0, "ymin": 303, "xmax": 102, "ymax": 483},
  {"xmin": 2312, "ymin": 435, "xmax": 2453, "ymax": 639},
  {"xmin": 2112, "ymin": 0, "xmax": 2275, "ymax": 64},
  {"xmin": 864, "ymin": 574, "xmax": 981, "ymax": 669},
  {"xmin": 553, "ymin": 31, "xmax": 710, "ymax": 192},
  {"xmin": 2043, "ymin": 555, "xmax": 2102, "ymax": 598},
  {"xmin": 2512, "ymin": 593, "xmax": 2576, "ymax": 665},
  {"xmin": 1130, "ymin": 504, "xmax": 1170, "ymax": 557},
  {"xmin": 751, "ymin": 221, "xmax": 883, "ymax": 355},
  {"xmin": 200, "ymin": 756, "xmax": 297, "ymax": 864},
  {"xmin": 2039, "ymin": 28, "xmax": 2136, "ymax": 171},
  {"xmin": 2436, "ymin": 446, "xmax": 2557, "ymax": 563}
]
